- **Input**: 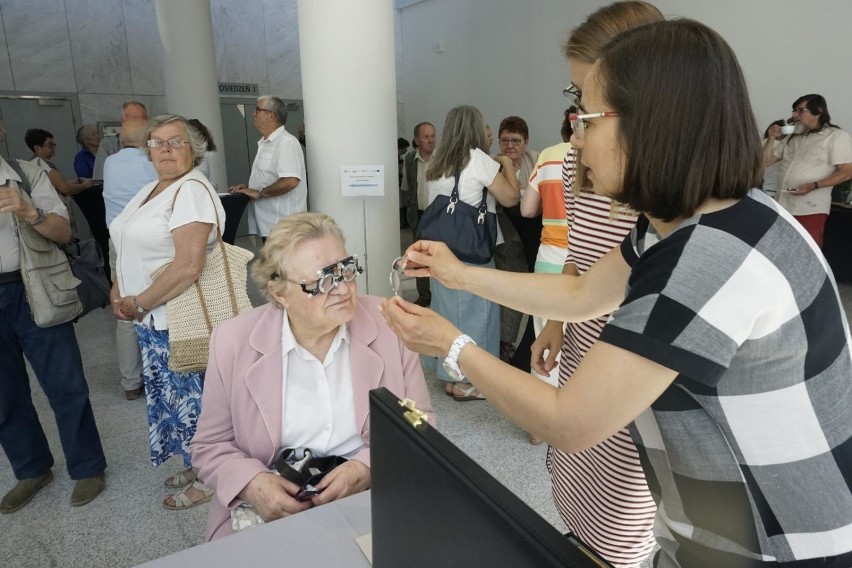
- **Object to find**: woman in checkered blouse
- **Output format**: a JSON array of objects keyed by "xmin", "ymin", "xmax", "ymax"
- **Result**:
[{"xmin": 383, "ymin": 19, "xmax": 852, "ymax": 568}]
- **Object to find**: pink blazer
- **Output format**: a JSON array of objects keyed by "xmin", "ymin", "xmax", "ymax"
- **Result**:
[{"xmin": 190, "ymin": 295, "xmax": 435, "ymax": 540}]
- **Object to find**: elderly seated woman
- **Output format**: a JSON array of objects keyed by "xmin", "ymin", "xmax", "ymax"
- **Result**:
[{"xmin": 191, "ymin": 212, "xmax": 435, "ymax": 540}]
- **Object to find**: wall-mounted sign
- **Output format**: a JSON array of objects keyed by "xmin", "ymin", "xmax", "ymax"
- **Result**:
[
  {"xmin": 218, "ymin": 82, "xmax": 259, "ymax": 96},
  {"xmin": 341, "ymin": 165, "xmax": 385, "ymax": 197}
]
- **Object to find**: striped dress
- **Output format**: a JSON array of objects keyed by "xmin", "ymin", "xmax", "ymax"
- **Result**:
[{"xmin": 546, "ymin": 149, "xmax": 656, "ymax": 567}]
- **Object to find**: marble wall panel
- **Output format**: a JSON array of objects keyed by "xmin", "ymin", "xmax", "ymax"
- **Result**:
[
  {"xmin": 3, "ymin": 0, "xmax": 77, "ymax": 92},
  {"xmin": 79, "ymin": 92, "xmax": 165, "ymax": 126},
  {"xmin": 123, "ymin": 0, "xmax": 164, "ymax": 95},
  {"xmin": 211, "ymin": 0, "xmax": 269, "ymax": 96},
  {"xmin": 0, "ymin": 10, "xmax": 16, "ymax": 90},
  {"xmin": 264, "ymin": 0, "xmax": 301, "ymax": 100},
  {"xmin": 394, "ymin": 8, "xmax": 402, "ymax": 101},
  {"xmin": 66, "ymin": 0, "xmax": 133, "ymax": 94}
]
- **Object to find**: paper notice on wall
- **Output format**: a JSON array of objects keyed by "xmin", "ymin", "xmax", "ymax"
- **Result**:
[{"xmin": 341, "ymin": 165, "xmax": 384, "ymax": 197}]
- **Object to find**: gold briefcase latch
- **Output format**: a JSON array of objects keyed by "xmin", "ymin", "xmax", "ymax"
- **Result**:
[{"xmin": 398, "ymin": 398, "xmax": 428, "ymax": 428}]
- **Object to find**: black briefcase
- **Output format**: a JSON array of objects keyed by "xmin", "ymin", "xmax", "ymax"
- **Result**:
[{"xmin": 369, "ymin": 387, "xmax": 613, "ymax": 568}]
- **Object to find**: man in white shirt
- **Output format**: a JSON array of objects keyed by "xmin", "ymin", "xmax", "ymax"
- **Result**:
[
  {"xmin": 229, "ymin": 96, "xmax": 307, "ymax": 239},
  {"xmin": 762, "ymin": 94, "xmax": 852, "ymax": 247},
  {"xmin": 103, "ymin": 118, "xmax": 157, "ymax": 400}
]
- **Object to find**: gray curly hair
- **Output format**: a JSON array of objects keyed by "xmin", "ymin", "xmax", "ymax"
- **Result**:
[{"xmin": 141, "ymin": 114, "xmax": 207, "ymax": 166}]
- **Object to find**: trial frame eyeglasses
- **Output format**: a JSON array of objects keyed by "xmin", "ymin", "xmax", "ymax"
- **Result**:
[
  {"xmin": 146, "ymin": 137, "xmax": 189, "ymax": 149},
  {"xmin": 273, "ymin": 255, "xmax": 363, "ymax": 296},
  {"xmin": 562, "ymin": 83, "xmax": 582, "ymax": 105},
  {"xmin": 567, "ymin": 112, "xmax": 623, "ymax": 139}
]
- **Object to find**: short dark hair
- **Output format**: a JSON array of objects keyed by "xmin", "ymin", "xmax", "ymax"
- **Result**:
[
  {"xmin": 498, "ymin": 116, "xmax": 529, "ymax": 139},
  {"xmin": 187, "ymin": 118, "xmax": 217, "ymax": 152},
  {"xmin": 599, "ymin": 19, "xmax": 762, "ymax": 221},
  {"xmin": 25, "ymin": 128, "xmax": 53, "ymax": 152},
  {"xmin": 397, "ymin": 137, "xmax": 410, "ymax": 151},
  {"xmin": 792, "ymin": 94, "xmax": 835, "ymax": 128}
]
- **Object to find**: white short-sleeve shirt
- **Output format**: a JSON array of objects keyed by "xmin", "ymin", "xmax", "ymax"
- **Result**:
[
  {"xmin": 248, "ymin": 126, "xmax": 307, "ymax": 236},
  {"xmin": 427, "ymin": 148, "xmax": 502, "ymax": 243},
  {"xmin": 109, "ymin": 169, "xmax": 226, "ymax": 329},
  {"xmin": 774, "ymin": 127, "xmax": 852, "ymax": 215}
]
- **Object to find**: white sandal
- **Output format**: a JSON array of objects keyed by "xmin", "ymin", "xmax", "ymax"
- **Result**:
[
  {"xmin": 453, "ymin": 383, "xmax": 486, "ymax": 401},
  {"xmin": 163, "ymin": 466, "xmax": 197, "ymax": 489},
  {"xmin": 163, "ymin": 480, "xmax": 214, "ymax": 510}
]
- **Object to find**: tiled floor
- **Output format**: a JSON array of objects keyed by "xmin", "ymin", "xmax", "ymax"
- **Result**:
[{"xmin": 1, "ymin": 232, "xmax": 850, "ymax": 568}]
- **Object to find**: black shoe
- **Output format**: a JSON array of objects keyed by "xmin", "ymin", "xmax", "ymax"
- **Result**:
[
  {"xmin": 124, "ymin": 386, "xmax": 144, "ymax": 400},
  {"xmin": 0, "ymin": 470, "xmax": 53, "ymax": 514}
]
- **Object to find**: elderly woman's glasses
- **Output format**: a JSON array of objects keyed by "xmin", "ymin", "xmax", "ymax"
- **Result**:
[
  {"xmin": 274, "ymin": 255, "xmax": 363, "ymax": 296},
  {"xmin": 147, "ymin": 137, "xmax": 189, "ymax": 149},
  {"xmin": 567, "ymin": 112, "xmax": 623, "ymax": 140},
  {"xmin": 562, "ymin": 83, "xmax": 582, "ymax": 106}
]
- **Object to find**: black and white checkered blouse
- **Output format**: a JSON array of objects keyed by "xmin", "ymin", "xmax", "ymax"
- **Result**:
[{"xmin": 601, "ymin": 189, "xmax": 852, "ymax": 566}]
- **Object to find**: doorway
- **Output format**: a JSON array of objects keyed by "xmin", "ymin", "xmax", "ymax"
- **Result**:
[{"xmin": 0, "ymin": 95, "xmax": 80, "ymax": 177}]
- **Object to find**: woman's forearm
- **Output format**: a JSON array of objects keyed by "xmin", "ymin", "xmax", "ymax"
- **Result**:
[
  {"xmin": 462, "ymin": 247, "xmax": 627, "ymax": 322},
  {"xmin": 136, "ymin": 258, "xmax": 203, "ymax": 311}
]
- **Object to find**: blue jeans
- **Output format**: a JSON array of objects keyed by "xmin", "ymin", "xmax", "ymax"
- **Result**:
[{"xmin": 0, "ymin": 280, "xmax": 106, "ymax": 480}]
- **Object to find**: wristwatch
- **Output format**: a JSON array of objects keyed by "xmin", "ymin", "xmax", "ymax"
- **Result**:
[
  {"xmin": 25, "ymin": 208, "xmax": 47, "ymax": 226},
  {"xmin": 133, "ymin": 297, "xmax": 149, "ymax": 316},
  {"xmin": 443, "ymin": 334, "xmax": 476, "ymax": 381}
]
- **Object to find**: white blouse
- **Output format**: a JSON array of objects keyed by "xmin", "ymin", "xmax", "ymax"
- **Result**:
[
  {"xmin": 109, "ymin": 169, "xmax": 226, "ymax": 329},
  {"xmin": 279, "ymin": 314, "xmax": 364, "ymax": 459}
]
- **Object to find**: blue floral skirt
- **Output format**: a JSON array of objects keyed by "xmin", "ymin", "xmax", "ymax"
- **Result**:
[{"xmin": 135, "ymin": 325, "xmax": 204, "ymax": 468}]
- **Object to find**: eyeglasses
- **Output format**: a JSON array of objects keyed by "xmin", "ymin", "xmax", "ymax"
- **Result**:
[
  {"xmin": 146, "ymin": 137, "xmax": 189, "ymax": 149},
  {"xmin": 562, "ymin": 83, "xmax": 582, "ymax": 105},
  {"xmin": 499, "ymin": 137, "xmax": 526, "ymax": 147},
  {"xmin": 390, "ymin": 256, "xmax": 412, "ymax": 296},
  {"xmin": 41, "ymin": 142, "xmax": 57, "ymax": 149},
  {"xmin": 568, "ymin": 112, "xmax": 623, "ymax": 139},
  {"xmin": 254, "ymin": 106, "xmax": 272, "ymax": 115},
  {"xmin": 793, "ymin": 106, "xmax": 809, "ymax": 115},
  {"xmin": 273, "ymin": 255, "xmax": 363, "ymax": 296}
]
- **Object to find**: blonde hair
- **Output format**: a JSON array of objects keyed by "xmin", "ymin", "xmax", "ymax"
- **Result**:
[
  {"xmin": 562, "ymin": 1, "xmax": 664, "ymax": 63},
  {"xmin": 426, "ymin": 105, "xmax": 488, "ymax": 181},
  {"xmin": 564, "ymin": 1, "xmax": 663, "ymax": 218},
  {"xmin": 251, "ymin": 212, "xmax": 346, "ymax": 303}
]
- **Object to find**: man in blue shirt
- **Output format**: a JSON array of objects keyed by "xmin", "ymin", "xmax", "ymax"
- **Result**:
[{"xmin": 103, "ymin": 118, "xmax": 157, "ymax": 400}]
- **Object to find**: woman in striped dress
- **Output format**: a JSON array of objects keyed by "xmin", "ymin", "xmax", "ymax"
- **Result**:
[{"xmin": 533, "ymin": 3, "xmax": 664, "ymax": 565}]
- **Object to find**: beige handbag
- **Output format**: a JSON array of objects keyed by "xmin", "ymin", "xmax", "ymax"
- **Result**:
[
  {"xmin": 151, "ymin": 182, "xmax": 254, "ymax": 372},
  {"xmin": 13, "ymin": 179, "xmax": 84, "ymax": 327}
]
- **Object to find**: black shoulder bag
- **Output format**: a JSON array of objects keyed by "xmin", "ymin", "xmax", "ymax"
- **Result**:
[{"xmin": 414, "ymin": 173, "xmax": 497, "ymax": 264}]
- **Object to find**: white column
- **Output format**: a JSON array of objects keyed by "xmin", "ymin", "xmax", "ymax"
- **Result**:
[
  {"xmin": 298, "ymin": 0, "xmax": 398, "ymax": 295},
  {"xmin": 154, "ymin": 0, "xmax": 227, "ymax": 189}
]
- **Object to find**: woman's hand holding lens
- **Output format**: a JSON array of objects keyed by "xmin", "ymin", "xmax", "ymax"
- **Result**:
[
  {"xmin": 380, "ymin": 295, "xmax": 461, "ymax": 358},
  {"xmin": 402, "ymin": 240, "xmax": 467, "ymax": 290}
]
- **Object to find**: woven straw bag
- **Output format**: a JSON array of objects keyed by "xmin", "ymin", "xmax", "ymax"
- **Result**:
[{"xmin": 151, "ymin": 181, "xmax": 254, "ymax": 373}]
